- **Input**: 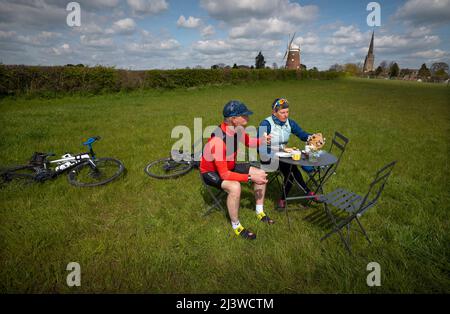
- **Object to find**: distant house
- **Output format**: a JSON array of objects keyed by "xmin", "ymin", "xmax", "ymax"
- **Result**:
[
  {"xmin": 400, "ymin": 69, "xmax": 419, "ymax": 81},
  {"xmin": 211, "ymin": 63, "xmax": 227, "ymax": 69}
]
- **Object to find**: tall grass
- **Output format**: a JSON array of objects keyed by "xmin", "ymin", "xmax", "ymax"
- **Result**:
[{"xmin": 0, "ymin": 78, "xmax": 449, "ymax": 293}]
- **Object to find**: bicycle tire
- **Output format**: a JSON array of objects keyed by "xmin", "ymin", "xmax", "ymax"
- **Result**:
[
  {"xmin": 144, "ymin": 157, "xmax": 193, "ymax": 179},
  {"xmin": 67, "ymin": 157, "xmax": 125, "ymax": 187},
  {"xmin": 0, "ymin": 165, "xmax": 38, "ymax": 185}
]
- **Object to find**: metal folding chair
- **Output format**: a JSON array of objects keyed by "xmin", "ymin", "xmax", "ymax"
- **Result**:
[
  {"xmin": 303, "ymin": 131, "xmax": 349, "ymax": 194},
  {"xmin": 195, "ymin": 133, "xmax": 228, "ymax": 217},
  {"xmin": 306, "ymin": 161, "xmax": 397, "ymax": 254},
  {"xmin": 199, "ymin": 170, "xmax": 227, "ymax": 217}
]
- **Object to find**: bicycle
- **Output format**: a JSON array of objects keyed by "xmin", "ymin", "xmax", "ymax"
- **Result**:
[
  {"xmin": 0, "ymin": 136, "xmax": 125, "ymax": 187},
  {"xmin": 144, "ymin": 149, "xmax": 200, "ymax": 179}
]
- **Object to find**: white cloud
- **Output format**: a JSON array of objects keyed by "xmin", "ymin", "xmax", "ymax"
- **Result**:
[
  {"xmin": 51, "ymin": 43, "xmax": 71, "ymax": 56},
  {"xmin": 411, "ymin": 49, "xmax": 448, "ymax": 59},
  {"xmin": 279, "ymin": 0, "xmax": 319, "ymax": 23},
  {"xmin": 200, "ymin": 0, "xmax": 318, "ymax": 24},
  {"xmin": 331, "ymin": 25, "xmax": 365, "ymax": 45},
  {"xmin": 177, "ymin": 15, "xmax": 201, "ymax": 28},
  {"xmin": 127, "ymin": 0, "xmax": 169, "ymax": 15},
  {"xmin": 395, "ymin": 0, "xmax": 450, "ymax": 26},
  {"xmin": 201, "ymin": 25, "xmax": 215, "ymax": 37},
  {"xmin": 193, "ymin": 40, "xmax": 232, "ymax": 55},
  {"xmin": 323, "ymin": 45, "xmax": 346, "ymax": 55},
  {"xmin": 228, "ymin": 37, "xmax": 281, "ymax": 51},
  {"xmin": 0, "ymin": 30, "xmax": 17, "ymax": 40},
  {"xmin": 229, "ymin": 18, "xmax": 294, "ymax": 39},
  {"xmin": 75, "ymin": 0, "xmax": 120, "ymax": 9},
  {"xmin": 376, "ymin": 34, "xmax": 440, "ymax": 51},
  {"xmin": 17, "ymin": 31, "xmax": 62, "ymax": 46},
  {"xmin": 0, "ymin": 1, "xmax": 66, "ymax": 30},
  {"xmin": 110, "ymin": 18, "xmax": 137, "ymax": 34},
  {"xmin": 89, "ymin": 0, "xmax": 119, "ymax": 7},
  {"xmin": 408, "ymin": 26, "xmax": 433, "ymax": 37},
  {"xmin": 75, "ymin": 22, "xmax": 105, "ymax": 35},
  {"xmin": 200, "ymin": 0, "xmax": 279, "ymax": 22},
  {"xmin": 126, "ymin": 39, "xmax": 180, "ymax": 53},
  {"xmin": 292, "ymin": 33, "xmax": 321, "ymax": 53},
  {"xmin": 294, "ymin": 33, "xmax": 319, "ymax": 46},
  {"xmin": 80, "ymin": 35, "xmax": 115, "ymax": 48}
]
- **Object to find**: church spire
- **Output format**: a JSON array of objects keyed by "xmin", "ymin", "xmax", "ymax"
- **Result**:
[
  {"xmin": 363, "ymin": 30, "xmax": 375, "ymax": 73},
  {"xmin": 368, "ymin": 30, "xmax": 374, "ymax": 54}
]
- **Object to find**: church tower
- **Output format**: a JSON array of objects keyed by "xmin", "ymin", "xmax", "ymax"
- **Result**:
[{"xmin": 363, "ymin": 31, "xmax": 375, "ymax": 73}]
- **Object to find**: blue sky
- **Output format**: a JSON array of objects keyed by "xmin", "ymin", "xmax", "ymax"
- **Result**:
[{"xmin": 0, "ymin": 0, "xmax": 449, "ymax": 70}]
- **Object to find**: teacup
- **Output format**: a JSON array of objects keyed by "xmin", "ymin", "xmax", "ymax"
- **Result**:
[{"xmin": 292, "ymin": 151, "xmax": 301, "ymax": 161}]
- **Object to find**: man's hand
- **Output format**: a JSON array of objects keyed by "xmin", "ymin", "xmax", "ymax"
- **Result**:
[{"xmin": 249, "ymin": 172, "xmax": 268, "ymax": 185}]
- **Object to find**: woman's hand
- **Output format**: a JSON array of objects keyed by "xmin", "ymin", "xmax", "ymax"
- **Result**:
[{"xmin": 263, "ymin": 132, "xmax": 272, "ymax": 145}]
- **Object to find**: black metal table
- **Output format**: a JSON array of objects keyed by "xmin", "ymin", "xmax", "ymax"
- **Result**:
[{"xmin": 276, "ymin": 151, "xmax": 338, "ymax": 228}]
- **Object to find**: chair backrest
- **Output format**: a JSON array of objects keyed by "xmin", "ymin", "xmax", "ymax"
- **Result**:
[
  {"xmin": 356, "ymin": 161, "xmax": 397, "ymax": 216},
  {"xmin": 329, "ymin": 131, "xmax": 349, "ymax": 165},
  {"xmin": 319, "ymin": 131, "xmax": 349, "ymax": 187}
]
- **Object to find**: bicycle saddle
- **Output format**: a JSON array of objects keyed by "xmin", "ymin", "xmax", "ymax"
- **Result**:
[{"xmin": 83, "ymin": 136, "xmax": 101, "ymax": 146}]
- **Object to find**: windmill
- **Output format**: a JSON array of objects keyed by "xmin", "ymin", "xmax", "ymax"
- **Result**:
[{"xmin": 282, "ymin": 33, "xmax": 301, "ymax": 70}]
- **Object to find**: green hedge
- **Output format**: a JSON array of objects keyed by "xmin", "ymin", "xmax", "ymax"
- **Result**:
[{"xmin": 0, "ymin": 65, "xmax": 343, "ymax": 97}]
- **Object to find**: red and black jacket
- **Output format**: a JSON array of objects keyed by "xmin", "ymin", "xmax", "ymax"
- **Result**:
[{"xmin": 200, "ymin": 122, "xmax": 261, "ymax": 182}]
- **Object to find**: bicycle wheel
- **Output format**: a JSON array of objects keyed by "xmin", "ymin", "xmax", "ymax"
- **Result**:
[
  {"xmin": 67, "ymin": 157, "xmax": 125, "ymax": 187},
  {"xmin": 0, "ymin": 165, "xmax": 38, "ymax": 185},
  {"xmin": 144, "ymin": 157, "xmax": 193, "ymax": 179}
]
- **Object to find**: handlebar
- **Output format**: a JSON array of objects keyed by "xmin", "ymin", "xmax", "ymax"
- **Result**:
[{"xmin": 82, "ymin": 136, "xmax": 101, "ymax": 159}]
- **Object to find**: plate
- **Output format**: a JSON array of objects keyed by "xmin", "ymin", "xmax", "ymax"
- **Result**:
[{"xmin": 275, "ymin": 152, "xmax": 292, "ymax": 158}]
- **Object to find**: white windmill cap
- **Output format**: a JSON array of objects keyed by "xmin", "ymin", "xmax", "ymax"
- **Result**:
[{"xmin": 290, "ymin": 43, "xmax": 300, "ymax": 50}]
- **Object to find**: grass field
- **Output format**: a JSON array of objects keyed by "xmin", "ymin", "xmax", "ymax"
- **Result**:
[{"xmin": 0, "ymin": 78, "xmax": 449, "ymax": 293}]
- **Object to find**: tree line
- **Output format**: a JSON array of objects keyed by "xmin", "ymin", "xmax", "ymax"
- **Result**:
[{"xmin": 329, "ymin": 61, "xmax": 449, "ymax": 82}]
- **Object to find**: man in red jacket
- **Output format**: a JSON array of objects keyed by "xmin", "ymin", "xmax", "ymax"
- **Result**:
[{"xmin": 200, "ymin": 100, "xmax": 273, "ymax": 240}]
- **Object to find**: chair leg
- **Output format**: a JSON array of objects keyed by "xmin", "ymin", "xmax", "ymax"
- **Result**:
[
  {"xmin": 203, "ymin": 189, "xmax": 226, "ymax": 217},
  {"xmin": 347, "ymin": 223, "xmax": 351, "ymax": 251},
  {"xmin": 203, "ymin": 197, "xmax": 225, "ymax": 216},
  {"xmin": 320, "ymin": 203, "xmax": 352, "ymax": 254},
  {"xmin": 355, "ymin": 216, "xmax": 371, "ymax": 244}
]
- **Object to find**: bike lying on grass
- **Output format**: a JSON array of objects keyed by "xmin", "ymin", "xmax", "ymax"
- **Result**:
[
  {"xmin": 144, "ymin": 149, "xmax": 200, "ymax": 179},
  {"xmin": 0, "ymin": 136, "xmax": 125, "ymax": 187}
]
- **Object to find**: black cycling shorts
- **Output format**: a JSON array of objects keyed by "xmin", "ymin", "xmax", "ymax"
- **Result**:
[{"xmin": 202, "ymin": 163, "xmax": 251, "ymax": 189}]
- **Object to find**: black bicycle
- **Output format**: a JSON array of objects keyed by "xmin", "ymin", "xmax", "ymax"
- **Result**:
[
  {"xmin": 144, "ymin": 149, "xmax": 199, "ymax": 179},
  {"xmin": 0, "ymin": 136, "xmax": 125, "ymax": 187}
]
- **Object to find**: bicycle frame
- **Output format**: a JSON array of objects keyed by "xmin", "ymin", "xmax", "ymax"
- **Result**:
[
  {"xmin": 45, "ymin": 136, "xmax": 102, "ymax": 175},
  {"xmin": 48, "ymin": 153, "xmax": 95, "ymax": 174}
]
